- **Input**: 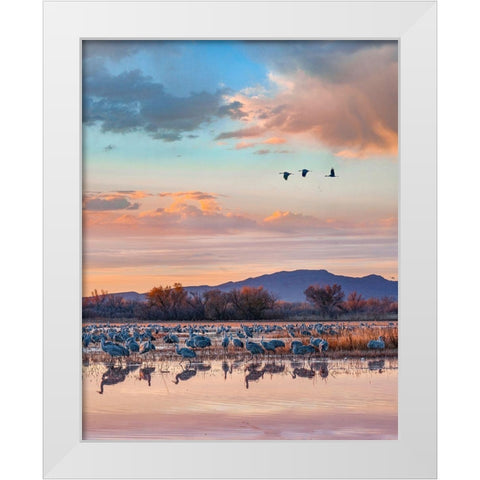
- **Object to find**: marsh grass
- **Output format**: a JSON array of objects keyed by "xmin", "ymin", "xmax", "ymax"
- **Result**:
[{"xmin": 324, "ymin": 326, "xmax": 398, "ymax": 351}]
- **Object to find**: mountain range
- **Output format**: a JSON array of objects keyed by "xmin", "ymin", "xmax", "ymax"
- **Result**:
[{"xmin": 102, "ymin": 269, "xmax": 397, "ymax": 303}]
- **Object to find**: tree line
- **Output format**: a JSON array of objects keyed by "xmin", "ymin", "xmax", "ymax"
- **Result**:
[{"xmin": 82, "ymin": 283, "xmax": 397, "ymax": 321}]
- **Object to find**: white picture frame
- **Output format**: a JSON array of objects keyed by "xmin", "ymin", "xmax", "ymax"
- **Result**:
[{"xmin": 44, "ymin": 1, "xmax": 437, "ymax": 478}]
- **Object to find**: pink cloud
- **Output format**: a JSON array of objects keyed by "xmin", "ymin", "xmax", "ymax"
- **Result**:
[
  {"xmin": 263, "ymin": 137, "xmax": 287, "ymax": 145},
  {"xmin": 263, "ymin": 210, "xmax": 325, "ymax": 231},
  {"xmin": 235, "ymin": 141, "xmax": 256, "ymax": 150},
  {"xmin": 84, "ymin": 190, "xmax": 256, "ymax": 236},
  {"xmin": 262, "ymin": 210, "xmax": 398, "ymax": 235},
  {"xmin": 158, "ymin": 191, "xmax": 222, "ymax": 213},
  {"xmin": 218, "ymin": 47, "xmax": 397, "ymax": 158}
]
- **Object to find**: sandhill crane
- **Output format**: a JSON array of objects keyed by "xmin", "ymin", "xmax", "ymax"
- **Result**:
[
  {"xmin": 299, "ymin": 169, "xmax": 311, "ymax": 177},
  {"xmin": 279, "ymin": 171, "xmax": 293, "ymax": 180},
  {"xmin": 232, "ymin": 336, "xmax": 244, "ymax": 349},
  {"xmin": 269, "ymin": 339, "xmax": 285, "ymax": 349},
  {"xmin": 193, "ymin": 335, "xmax": 212, "ymax": 349},
  {"xmin": 140, "ymin": 340, "xmax": 156, "ymax": 354},
  {"xmin": 242, "ymin": 325, "xmax": 253, "ymax": 338},
  {"xmin": 367, "ymin": 336, "xmax": 386, "ymax": 349},
  {"xmin": 245, "ymin": 338, "xmax": 265, "ymax": 359},
  {"xmin": 100, "ymin": 337, "xmax": 130, "ymax": 362},
  {"xmin": 175, "ymin": 343, "xmax": 196, "ymax": 364},
  {"xmin": 126, "ymin": 337, "xmax": 140, "ymax": 353},
  {"xmin": 325, "ymin": 168, "xmax": 339, "ymax": 178},
  {"xmin": 261, "ymin": 336, "xmax": 277, "ymax": 356},
  {"xmin": 291, "ymin": 342, "xmax": 316, "ymax": 357},
  {"xmin": 310, "ymin": 337, "xmax": 329, "ymax": 353},
  {"xmin": 82, "ymin": 333, "xmax": 92, "ymax": 348},
  {"xmin": 164, "ymin": 333, "xmax": 179, "ymax": 344}
]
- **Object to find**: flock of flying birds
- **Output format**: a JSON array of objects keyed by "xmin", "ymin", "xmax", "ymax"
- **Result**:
[{"xmin": 279, "ymin": 168, "xmax": 339, "ymax": 181}]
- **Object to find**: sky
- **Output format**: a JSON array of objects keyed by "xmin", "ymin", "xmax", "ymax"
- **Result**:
[{"xmin": 82, "ymin": 40, "xmax": 398, "ymax": 294}]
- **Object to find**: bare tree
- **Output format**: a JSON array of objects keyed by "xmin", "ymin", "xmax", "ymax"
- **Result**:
[
  {"xmin": 203, "ymin": 289, "xmax": 230, "ymax": 320},
  {"xmin": 344, "ymin": 291, "xmax": 367, "ymax": 317},
  {"xmin": 185, "ymin": 292, "xmax": 206, "ymax": 320},
  {"xmin": 304, "ymin": 284, "xmax": 345, "ymax": 318},
  {"xmin": 229, "ymin": 286, "xmax": 276, "ymax": 320},
  {"xmin": 147, "ymin": 283, "xmax": 188, "ymax": 319}
]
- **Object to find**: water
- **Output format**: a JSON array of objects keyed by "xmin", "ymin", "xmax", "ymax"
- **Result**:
[{"xmin": 83, "ymin": 358, "xmax": 397, "ymax": 440}]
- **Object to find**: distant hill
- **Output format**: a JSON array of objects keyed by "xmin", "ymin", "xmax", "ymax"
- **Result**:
[{"xmin": 93, "ymin": 269, "xmax": 397, "ymax": 303}]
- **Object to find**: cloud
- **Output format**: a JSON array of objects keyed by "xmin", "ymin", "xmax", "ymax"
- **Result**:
[
  {"xmin": 217, "ymin": 101, "xmax": 248, "ymax": 119},
  {"xmin": 84, "ymin": 197, "xmax": 133, "ymax": 211},
  {"xmin": 254, "ymin": 149, "xmax": 270, "ymax": 155},
  {"xmin": 262, "ymin": 210, "xmax": 398, "ymax": 236},
  {"xmin": 216, "ymin": 42, "xmax": 397, "ymax": 158},
  {"xmin": 151, "ymin": 131, "xmax": 182, "ymax": 142},
  {"xmin": 158, "ymin": 191, "xmax": 219, "ymax": 201},
  {"xmin": 214, "ymin": 126, "xmax": 264, "ymax": 141},
  {"xmin": 83, "ymin": 191, "xmax": 151, "ymax": 211},
  {"xmin": 235, "ymin": 141, "xmax": 256, "ymax": 150},
  {"xmin": 83, "ymin": 40, "xmax": 397, "ymax": 154},
  {"xmin": 263, "ymin": 210, "xmax": 324, "ymax": 231},
  {"xmin": 263, "ymin": 137, "xmax": 286, "ymax": 145},
  {"xmin": 233, "ymin": 137, "xmax": 287, "ymax": 150},
  {"xmin": 85, "ymin": 204, "xmax": 256, "ymax": 237},
  {"xmin": 158, "ymin": 191, "xmax": 222, "ymax": 214},
  {"xmin": 243, "ymin": 40, "xmax": 397, "ymax": 83},
  {"xmin": 115, "ymin": 191, "xmax": 151, "ymax": 199},
  {"xmin": 85, "ymin": 195, "xmax": 397, "ymax": 242},
  {"xmin": 126, "ymin": 203, "xmax": 140, "ymax": 210},
  {"xmin": 83, "ymin": 66, "xmax": 234, "ymax": 141}
]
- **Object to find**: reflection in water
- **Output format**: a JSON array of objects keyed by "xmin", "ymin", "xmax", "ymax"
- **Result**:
[
  {"xmin": 263, "ymin": 362, "xmax": 285, "ymax": 376},
  {"xmin": 222, "ymin": 361, "xmax": 229, "ymax": 380},
  {"xmin": 139, "ymin": 367, "xmax": 155, "ymax": 386},
  {"xmin": 368, "ymin": 360, "xmax": 385, "ymax": 372},
  {"xmin": 244, "ymin": 363, "xmax": 265, "ymax": 389},
  {"xmin": 195, "ymin": 362, "xmax": 212, "ymax": 372},
  {"xmin": 83, "ymin": 357, "xmax": 397, "ymax": 440},
  {"xmin": 173, "ymin": 366, "xmax": 197, "ymax": 384},
  {"xmin": 98, "ymin": 364, "xmax": 139, "ymax": 394},
  {"xmin": 291, "ymin": 367, "xmax": 315, "ymax": 379},
  {"xmin": 311, "ymin": 360, "xmax": 329, "ymax": 379}
]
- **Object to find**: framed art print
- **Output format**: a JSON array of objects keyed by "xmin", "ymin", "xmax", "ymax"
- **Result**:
[{"xmin": 44, "ymin": 1, "xmax": 437, "ymax": 478}]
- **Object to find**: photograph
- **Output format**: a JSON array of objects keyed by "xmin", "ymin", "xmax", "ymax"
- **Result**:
[{"xmin": 81, "ymin": 40, "xmax": 398, "ymax": 441}]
